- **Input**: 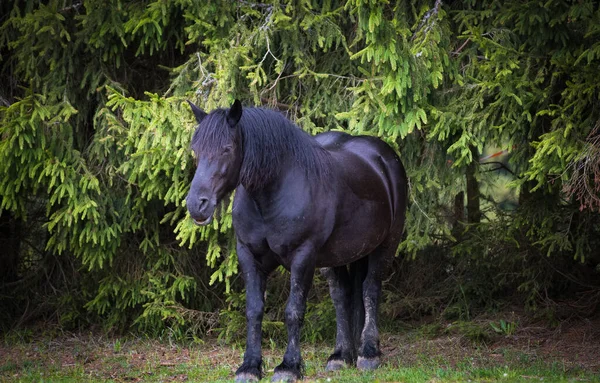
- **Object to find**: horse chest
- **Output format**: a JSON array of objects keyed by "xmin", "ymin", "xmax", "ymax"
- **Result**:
[
  {"xmin": 246, "ymin": 214, "xmax": 315, "ymax": 256},
  {"xmin": 233, "ymin": 183, "xmax": 333, "ymax": 259}
]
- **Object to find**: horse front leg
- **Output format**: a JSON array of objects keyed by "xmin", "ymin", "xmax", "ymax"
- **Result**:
[
  {"xmin": 235, "ymin": 242, "xmax": 275, "ymax": 383},
  {"xmin": 272, "ymin": 245, "xmax": 316, "ymax": 382}
]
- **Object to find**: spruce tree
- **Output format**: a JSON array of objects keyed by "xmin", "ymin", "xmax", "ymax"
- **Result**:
[{"xmin": 1, "ymin": 0, "xmax": 598, "ymax": 334}]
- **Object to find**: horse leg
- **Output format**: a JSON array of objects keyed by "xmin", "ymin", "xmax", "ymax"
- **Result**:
[
  {"xmin": 320, "ymin": 266, "xmax": 354, "ymax": 370},
  {"xmin": 356, "ymin": 247, "xmax": 394, "ymax": 370},
  {"xmin": 235, "ymin": 243, "xmax": 276, "ymax": 383},
  {"xmin": 272, "ymin": 247, "xmax": 316, "ymax": 382}
]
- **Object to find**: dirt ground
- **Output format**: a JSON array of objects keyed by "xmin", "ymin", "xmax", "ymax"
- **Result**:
[
  {"xmin": 1, "ymin": 314, "xmax": 599, "ymax": 381},
  {"xmin": 383, "ymin": 315, "xmax": 600, "ymax": 372}
]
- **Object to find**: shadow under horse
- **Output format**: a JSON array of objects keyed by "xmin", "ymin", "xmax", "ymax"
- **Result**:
[{"xmin": 186, "ymin": 100, "xmax": 408, "ymax": 382}]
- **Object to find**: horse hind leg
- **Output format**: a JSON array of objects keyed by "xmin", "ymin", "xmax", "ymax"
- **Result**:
[
  {"xmin": 356, "ymin": 245, "xmax": 396, "ymax": 370},
  {"xmin": 320, "ymin": 266, "xmax": 355, "ymax": 370}
]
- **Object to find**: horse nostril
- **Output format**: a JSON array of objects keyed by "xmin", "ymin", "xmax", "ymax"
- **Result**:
[{"xmin": 198, "ymin": 197, "xmax": 208, "ymax": 210}]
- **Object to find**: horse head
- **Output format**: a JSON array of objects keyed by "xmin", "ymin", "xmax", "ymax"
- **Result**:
[{"xmin": 186, "ymin": 100, "xmax": 243, "ymax": 225}]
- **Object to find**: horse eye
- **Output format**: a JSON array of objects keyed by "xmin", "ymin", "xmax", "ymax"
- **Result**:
[{"xmin": 222, "ymin": 146, "xmax": 233, "ymax": 155}]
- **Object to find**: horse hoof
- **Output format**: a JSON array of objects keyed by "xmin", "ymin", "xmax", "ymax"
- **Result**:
[
  {"xmin": 235, "ymin": 372, "xmax": 260, "ymax": 382},
  {"xmin": 357, "ymin": 356, "xmax": 380, "ymax": 370},
  {"xmin": 325, "ymin": 359, "xmax": 348, "ymax": 371},
  {"xmin": 271, "ymin": 370, "xmax": 299, "ymax": 382}
]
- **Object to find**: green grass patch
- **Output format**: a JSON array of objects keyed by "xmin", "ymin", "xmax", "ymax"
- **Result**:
[
  {"xmin": 2, "ymin": 358, "xmax": 597, "ymax": 383},
  {"xmin": 1, "ymin": 327, "xmax": 599, "ymax": 383}
]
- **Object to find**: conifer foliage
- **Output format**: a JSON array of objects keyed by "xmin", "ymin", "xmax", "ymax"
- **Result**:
[{"xmin": 1, "ymin": 0, "xmax": 599, "ymax": 334}]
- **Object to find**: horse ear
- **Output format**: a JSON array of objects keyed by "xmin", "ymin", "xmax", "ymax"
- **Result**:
[
  {"xmin": 227, "ymin": 99, "xmax": 243, "ymax": 128},
  {"xmin": 187, "ymin": 100, "xmax": 207, "ymax": 124}
]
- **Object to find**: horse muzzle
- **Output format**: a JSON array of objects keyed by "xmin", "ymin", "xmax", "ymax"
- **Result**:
[
  {"xmin": 186, "ymin": 194, "xmax": 216, "ymax": 226},
  {"xmin": 193, "ymin": 215, "xmax": 213, "ymax": 226}
]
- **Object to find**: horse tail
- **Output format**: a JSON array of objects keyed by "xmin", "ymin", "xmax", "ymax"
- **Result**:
[{"xmin": 349, "ymin": 257, "xmax": 368, "ymax": 359}]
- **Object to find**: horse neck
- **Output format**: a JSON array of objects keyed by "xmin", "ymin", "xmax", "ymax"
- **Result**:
[
  {"xmin": 238, "ymin": 142, "xmax": 302, "ymax": 194},
  {"xmin": 238, "ymin": 115, "xmax": 330, "ymax": 193}
]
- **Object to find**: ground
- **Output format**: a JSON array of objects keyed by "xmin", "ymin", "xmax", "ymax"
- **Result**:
[{"xmin": 1, "ymin": 315, "xmax": 599, "ymax": 382}]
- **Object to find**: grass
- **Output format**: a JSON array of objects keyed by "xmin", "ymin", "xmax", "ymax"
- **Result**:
[{"xmin": 1, "ymin": 323, "xmax": 599, "ymax": 383}]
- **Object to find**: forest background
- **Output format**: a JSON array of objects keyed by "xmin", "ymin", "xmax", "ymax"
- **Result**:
[{"xmin": 1, "ymin": 0, "xmax": 599, "ymax": 342}]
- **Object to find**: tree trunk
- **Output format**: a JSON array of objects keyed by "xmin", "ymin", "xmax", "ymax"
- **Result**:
[
  {"xmin": 0, "ymin": 211, "xmax": 21, "ymax": 284},
  {"xmin": 466, "ymin": 147, "xmax": 481, "ymax": 224},
  {"xmin": 452, "ymin": 191, "xmax": 465, "ymax": 238}
]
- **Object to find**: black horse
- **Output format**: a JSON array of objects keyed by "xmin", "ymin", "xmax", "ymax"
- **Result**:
[{"xmin": 186, "ymin": 100, "xmax": 407, "ymax": 382}]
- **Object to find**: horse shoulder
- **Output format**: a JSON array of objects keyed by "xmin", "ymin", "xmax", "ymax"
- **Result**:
[{"xmin": 232, "ymin": 187, "xmax": 269, "ymax": 251}]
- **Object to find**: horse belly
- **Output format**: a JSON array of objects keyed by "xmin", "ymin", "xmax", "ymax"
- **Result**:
[{"xmin": 316, "ymin": 201, "xmax": 390, "ymax": 268}]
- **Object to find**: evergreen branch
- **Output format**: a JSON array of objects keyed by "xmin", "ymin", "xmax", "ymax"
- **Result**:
[
  {"xmin": 0, "ymin": 95, "xmax": 11, "ymax": 106},
  {"xmin": 479, "ymin": 161, "xmax": 518, "ymax": 177},
  {"xmin": 260, "ymin": 97, "xmax": 298, "ymax": 113},
  {"xmin": 407, "ymin": 178, "xmax": 433, "ymax": 222},
  {"xmin": 238, "ymin": 1, "xmax": 278, "ymax": 10},
  {"xmin": 452, "ymin": 38, "xmax": 471, "ymax": 56},
  {"xmin": 562, "ymin": 120, "xmax": 600, "ymax": 211},
  {"xmin": 412, "ymin": 0, "xmax": 443, "ymax": 41},
  {"xmin": 264, "ymin": 71, "xmax": 364, "ymax": 92},
  {"xmin": 60, "ymin": 2, "xmax": 82, "ymax": 13},
  {"xmin": 265, "ymin": 61, "xmax": 288, "ymax": 91},
  {"xmin": 181, "ymin": 53, "xmax": 215, "ymax": 98},
  {"xmin": 258, "ymin": 34, "xmax": 281, "ymax": 65}
]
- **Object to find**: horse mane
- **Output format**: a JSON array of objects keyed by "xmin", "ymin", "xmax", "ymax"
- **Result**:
[{"xmin": 191, "ymin": 107, "xmax": 332, "ymax": 191}]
